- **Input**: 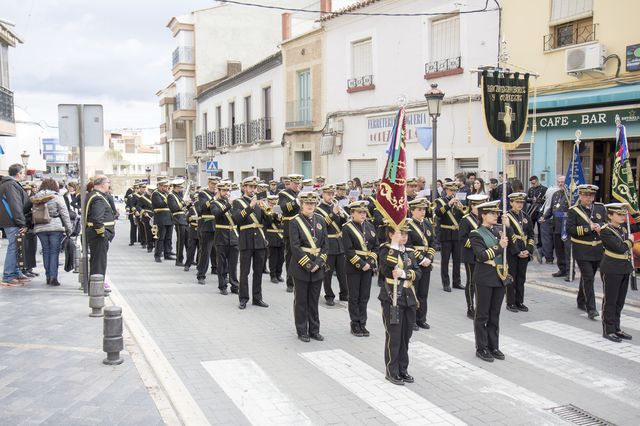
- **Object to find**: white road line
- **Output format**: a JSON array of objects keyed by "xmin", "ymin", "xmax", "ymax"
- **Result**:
[
  {"xmin": 523, "ymin": 320, "xmax": 640, "ymax": 363},
  {"xmin": 202, "ymin": 358, "xmax": 312, "ymax": 426},
  {"xmin": 301, "ymin": 349, "xmax": 466, "ymax": 426},
  {"xmin": 457, "ymin": 332, "xmax": 639, "ymax": 408},
  {"xmin": 410, "ymin": 342, "xmax": 561, "ymax": 423},
  {"xmin": 620, "ymin": 314, "xmax": 640, "ymax": 331}
]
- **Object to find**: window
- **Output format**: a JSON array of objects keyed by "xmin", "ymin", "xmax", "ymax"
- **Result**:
[
  {"xmin": 545, "ymin": 0, "xmax": 594, "ymax": 50},
  {"xmin": 430, "ymin": 15, "xmax": 460, "ymax": 63},
  {"xmin": 229, "ymin": 101, "xmax": 236, "ymax": 145},
  {"xmin": 216, "ymin": 106, "xmax": 222, "ymax": 130},
  {"xmin": 456, "ymin": 158, "xmax": 479, "ymax": 170},
  {"xmin": 415, "ymin": 159, "xmax": 448, "ymax": 180},
  {"xmin": 550, "ymin": 0, "xmax": 593, "ymax": 25},
  {"xmin": 44, "ymin": 144, "xmax": 54, "ymax": 151},
  {"xmin": 263, "ymin": 86, "xmax": 272, "ymax": 139},
  {"xmin": 349, "ymin": 159, "xmax": 378, "ymax": 182},
  {"xmin": 228, "ymin": 171, "xmax": 234, "ymax": 182},
  {"xmin": 202, "ymin": 112, "xmax": 208, "ymax": 135},
  {"xmin": 297, "ymin": 69, "xmax": 311, "ymax": 125},
  {"xmin": 351, "ymin": 38, "xmax": 372, "ymax": 79},
  {"xmin": 0, "ymin": 44, "xmax": 8, "ymax": 88}
]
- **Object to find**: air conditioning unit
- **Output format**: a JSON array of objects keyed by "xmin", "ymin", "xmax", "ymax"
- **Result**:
[
  {"xmin": 565, "ymin": 43, "xmax": 605, "ymax": 73},
  {"xmin": 328, "ymin": 118, "xmax": 344, "ymax": 134}
]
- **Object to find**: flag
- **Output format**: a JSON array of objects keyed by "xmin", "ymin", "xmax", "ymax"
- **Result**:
[
  {"xmin": 0, "ymin": 144, "xmax": 5, "ymax": 155},
  {"xmin": 374, "ymin": 107, "xmax": 408, "ymax": 229},
  {"xmin": 612, "ymin": 123, "xmax": 639, "ymax": 211},
  {"xmin": 564, "ymin": 142, "xmax": 586, "ymax": 205},
  {"xmin": 416, "ymin": 127, "xmax": 433, "ymax": 151}
]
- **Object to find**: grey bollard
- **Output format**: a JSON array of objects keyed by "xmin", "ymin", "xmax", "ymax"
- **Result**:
[
  {"xmin": 89, "ymin": 274, "xmax": 105, "ymax": 317},
  {"xmin": 73, "ymin": 238, "xmax": 82, "ymax": 273},
  {"xmin": 103, "ymin": 306, "xmax": 124, "ymax": 365},
  {"xmin": 77, "ymin": 257, "xmax": 86, "ymax": 291}
]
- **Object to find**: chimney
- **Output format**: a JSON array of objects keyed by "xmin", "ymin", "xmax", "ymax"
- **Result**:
[
  {"xmin": 320, "ymin": 0, "xmax": 332, "ymax": 15},
  {"xmin": 281, "ymin": 13, "xmax": 291, "ymax": 41},
  {"xmin": 227, "ymin": 61, "xmax": 242, "ymax": 77}
]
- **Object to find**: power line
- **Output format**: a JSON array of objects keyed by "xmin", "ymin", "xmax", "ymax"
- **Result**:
[{"xmin": 217, "ymin": 0, "xmax": 496, "ymax": 17}]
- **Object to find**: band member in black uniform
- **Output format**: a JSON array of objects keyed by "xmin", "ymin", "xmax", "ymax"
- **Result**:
[
  {"xmin": 460, "ymin": 194, "xmax": 487, "ymax": 318},
  {"xmin": 268, "ymin": 180, "xmax": 279, "ymax": 196},
  {"xmin": 131, "ymin": 183, "xmax": 145, "ymax": 247},
  {"xmin": 84, "ymin": 176, "xmax": 116, "ymax": 276},
  {"xmin": 316, "ymin": 185, "xmax": 349, "ymax": 305},
  {"xmin": 289, "ymin": 192, "xmax": 329, "ymax": 342},
  {"xmin": 406, "ymin": 177, "xmax": 418, "ymax": 203},
  {"xmin": 264, "ymin": 195, "xmax": 284, "ymax": 283},
  {"xmin": 599, "ymin": 203, "xmax": 640, "ymax": 342},
  {"xmin": 184, "ymin": 193, "xmax": 200, "ymax": 272},
  {"xmin": 435, "ymin": 181, "xmax": 466, "ymax": 292},
  {"xmin": 342, "ymin": 200, "xmax": 377, "ymax": 337},
  {"xmin": 125, "ymin": 181, "xmax": 140, "ymax": 246},
  {"xmin": 568, "ymin": 184, "xmax": 606, "ymax": 320},
  {"xmin": 406, "ymin": 198, "xmax": 436, "ymax": 330},
  {"xmin": 526, "ymin": 175, "xmax": 547, "ymax": 253},
  {"xmin": 168, "ymin": 179, "xmax": 188, "ymax": 267},
  {"xmin": 232, "ymin": 177, "xmax": 269, "ymax": 309},
  {"xmin": 196, "ymin": 176, "xmax": 219, "ymax": 283},
  {"xmin": 279, "ymin": 173, "xmax": 303, "ymax": 292},
  {"xmin": 137, "ymin": 183, "xmax": 154, "ymax": 252},
  {"xmin": 543, "ymin": 178, "xmax": 572, "ymax": 279},
  {"xmin": 379, "ymin": 223, "xmax": 421, "ymax": 385},
  {"xmin": 152, "ymin": 179, "xmax": 175, "ymax": 263},
  {"xmin": 257, "ymin": 182, "xmax": 270, "ymax": 275},
  {"xmin": 335, "ymin": 182, "xmax": 348, "ymax": 206},
  {"xmin": 208, "ymin": 181, "xmax": 239, "ymax": 292},
  {"xmin": 504, "ymin": 192, "xmax": 535, "ymax": 313},
  {"xmin": 471, "ymin": 200, "xmax": 509, "ymax": 362}
]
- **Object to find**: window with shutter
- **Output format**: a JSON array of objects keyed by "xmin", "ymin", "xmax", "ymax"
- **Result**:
[
  {"xmin": 349, "ymin": 159, "xmax": 378, "ymax": 182},
  {"xmin": 348, "ymin": 38, "xmax": 374, "ymax": 93},
  {"xmin": 426, "ymin": 15, "xmax": 461, "ymax": 76},
  {"xmin": 544, "ymin": 0, "xmax": 595, "ymax": 50},
  {"xmin": 415, "ymin": 159, "xmax": 448, "ymax": 180},
  {"xmin": 550, "ymin": 0, "xmax": 593, "ymax": 25}
]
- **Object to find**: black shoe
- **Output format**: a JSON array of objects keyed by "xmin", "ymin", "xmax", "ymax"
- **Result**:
[
  {"xmin": 417, "ymin": 322, "xmax": 430, "ymax": 329},
  {"xmin": 298, "ymin": 334, "xmax": 310, "ymax": 343},
  {"xmin": 286, "ymin": 286, "xmax": 293, "ymax": 293},
  {"xmin": 552, "ymin": 271, "xmax": 566, "ymax": 277},
  {"xmin": 452, "ymin": 284, "xmax": 465, "ymax": 290},
  {"xmin": 211, "ymin": 269, "xmax": 218, "ymax": 275},
  {"xmin": 230, "ymin": 286, "xmax": 239, "ymax": 294},
  {"xmin": 184, "ymin": 266, "xmax": 190, "ymax": 272},
  {"xmin": 263, "ymin": 269, "xmax": 270, "ymax": 275},
  {"xmin": 577, "ymin": 303, "xmax": 586, "ymax": 311},
  {"xmin": 466, "ymin": 309, "xmax": 475, "ymax": 319},
  {"xmin": 587, "ymin": 310, "xmax": 599, "ymax": 320},
  {"xmin": 325, "ymin": 299, "xmax": 335, "ymax": 306},
  {"xmin": 197, "ymin": 278, "xmax": 205, "ymax": 285},
  {"xmin": 545, "ymin": 259, "xmax": 554, "ymax": 264},
  {"xmin": 399, "ymin": 372, "xmax": 414, "ymax": 383},
  {"xmin": 252, "ymin": 300, "xmax": 269, "ymax": 308},
  {"xmin": 175, "ymin": 262, "xmax": 185, "ymax": 267},
  {"xmin": 141, "ymin": 244, "xmax": 146, "ymax": 249},
  {"xmin": 270, "ymin": 277, "xmax": 279, "ymax": 284},
  {"xmin": 239, "ymin": 301, "xmax": 247, "ymax": 310},
  {"xmin": 412, "ymin": 324, "xmax": 419, "ymax": 331},
  {"xmin": 309, "ymin": 333, "xmax": 324, "ymax": 341},
  {"xmin": 443, "ymin": 285, "xmax": 452, "ymax": 292},
  {"xmin": 128, "ymin": 243, "xmax": 134, "ymax": 246},
  {"xmin": 490, "ymin": 349, "xmax": 505, "ymax": 360},
  {"xmin": 506, "ymin": 304, "xmax": 519, "ymax": 312},
  {"xmin": 351, "ymin": 324, "xmax": 364, "ymax": 337},
  {"xmin": 50, "ymin": 278, "xmax": 60, "ymax": 287},
  {"xmin": 219, "ymin": 288, "xmax": 228, "ymax": 295},
  {"xmin": 476, "ymin": 349, "xmax": 494, "ymax": 362},
  {"xmin": 147, "ymin": 248, "xmax": 153, "ymax": 253},
  {"xmin": 277, "ymin": 276, "xmax": 284, "ymax": 282},
  {"xmin": 165, "ymin": 255, "xmax": 176, "ymax": 260},
  {"xmin": 27, "ymin": 270, "xmax": 38, "ymax": 277},
  {"xmin": 154, "ymin": 257, "xmax": 162, "ymax": 263},
  {"xmin": 385, "ymin": 374, "xmax": 404, "ymax": 385},
  {"xmin": 564, "ymin": 276, "xmax": 572, "ymax": 282},
  {"xmin": 615, "ymin": 330, "xmax": 632, "ymax": 340},
  {"xmin": 339, "ymin": 297, "xmax": 349, "ymax": 302},
  {"xmin": 516, "ymin": 304, "xmax": 529, "ymax": 312},
  {"xmin": 360, "ymin": 325, "xmax": 370, "ymax": 337},
  {"xmin": 25, "ymin": 272, "xmax": 36, "ymax": 278},
  {"xmin": 603, "ymin": 333, "xmax": 622, "ymax": 343}
]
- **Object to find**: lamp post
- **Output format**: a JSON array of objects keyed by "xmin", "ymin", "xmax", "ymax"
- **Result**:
[
  {"xmin": 145, "ymin": 166, "xmax": 151, "ymax": 184},
  {"xmin": 424, "ymin": 83, "xmax": 444, "ymax": 201},
  {"xmin": 20, "ymin": 151, "xmax": 31, "ymax": 181}
]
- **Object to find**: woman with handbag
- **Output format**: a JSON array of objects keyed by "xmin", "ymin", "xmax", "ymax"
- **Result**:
[{"xmin": 31, "ymin": 179, "xmax": 72, "ymax": 286}]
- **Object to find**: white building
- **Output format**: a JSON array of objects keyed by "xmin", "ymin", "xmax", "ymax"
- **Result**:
[
  {"xmin": 196, "ymin": 52, "xmax": 284, "ymax": 183},
  {"xmin": 0, "ymin": 106, "xmax": 46, "ymax": 175},
  {"xmin": 321, "ymin": 0, "xmax": 500, "ymax": 185}
]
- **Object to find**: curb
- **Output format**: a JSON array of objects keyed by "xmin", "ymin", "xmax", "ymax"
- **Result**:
[{"xmin": 529, "ymin": 278, "xmax": 640, "ymax": 309}]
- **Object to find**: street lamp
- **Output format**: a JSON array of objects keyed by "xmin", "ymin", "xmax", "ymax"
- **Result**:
[
  {"xmin": 424, "ymin": 83, "xmax": 444, "ymax": 201},
  {"xmin": 145, "ymin": 166, "xmax": 151, "ymax": 184},
  {"xmin": 20, "ymin": 151, "xmax": 31, "ymax": 181}
]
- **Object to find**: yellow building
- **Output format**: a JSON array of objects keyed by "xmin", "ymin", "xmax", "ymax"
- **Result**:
[{"xmin": 502, "ymin": 0, "xmax": 640, "ymax": 197}]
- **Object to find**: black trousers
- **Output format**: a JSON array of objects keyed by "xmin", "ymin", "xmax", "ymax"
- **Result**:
[
  {"xmin": 210, "ymin": 245, "xmax": 217, "ymax": 273},
  {"xmin": 24, "ymin": 231, "xmax": 37, "ymax": 270},
  {"xmin": 474, "ymin": 285, "xmax": 505, "ymax": 351},
  {"xmin": 601, "ymin": 272, "xmax": 629, "ymax": 334},
  {"xmin": 185, "ymin": 228, "xmax": 199, "ymax": 267},
  {"xmin": 506, "ymin": 255, "xmax": 529, "ymax": 306},
  {"xmin": 284, "ymin": 237, "xmax": 293, "ymax": 289},
  {"xmin": 464, "ymin": 263, "xmax": 476, "ymax": 310},
  {"xmin": 416, "ymin": 267, "xmax": 431, "ymax": 324},
  {"xmin": 239, "ymin": 248, "xmax": 266, "ymax": 303},
  {"xmin": 128, "ymin": 215, "xmax": 137, "ymax": 244},
  {"xmin": 268, "ymin": 246, "xmax": 284, "ymax": 278},
  {"xmin": 216, "ymin": 245, "xmax": 239, "ymax": 290},
  {"xmin": 141, "ymin": 217, "xmax": 153, "ymax": 247},
  {"xmin": 174, "ymin": 224, "xmax": 188, "ymax": 264},
  {"xmin": 554, "ymin": 233, "xmax": 571, "ymax": 274},
  {"xmin": 88, "ymin": 235, "xmax": 109, "ymax": 276},
  {"xmin": 154, "ymin": 224, "xmax": 173, "ymax": 259},
  {"xmin": 196, "ymin": 232, "xmax": 215, "ymax": 280},
  {"xmin": 347, "ymin": 270, "xmax": 372, "ymax": 325},
  {"xmin": 323, "ymin": 254, "xmax": 348, "ymax": 301},
  {"xmin": 577, "ymin": 259, "xmax": 599, "ymax": 312},
  {"xmin": 381, "ymin": 301, "xmax": 415, "ymax": 377},
  {"xmin": 440, "ymin": 240, "xmax": 461, "ymax": 287},
  {"xmin": 293, "ymin": 277, "xmax": 322, "ymax": 336}
]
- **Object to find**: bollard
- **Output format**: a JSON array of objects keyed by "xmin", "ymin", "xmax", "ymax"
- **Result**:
[
  {"xmin": 74, "ymin": 238, "xmax": 82, "ymax": 273},
  {"xmin": 77, "ymin": 257, "xmax": 86, "ymax": 291},
  {"xmin": 89, "ymin": 274, "xmax": 105, "ymax": 317},
  {"xmin": 103, "ymin": 306, "xmax": 124, "ymax": 365}
]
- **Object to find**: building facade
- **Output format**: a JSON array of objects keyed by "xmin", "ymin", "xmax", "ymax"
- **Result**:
[{"xmin": 43, "ymin": 137, "xmax": 74, "ymax": 178}]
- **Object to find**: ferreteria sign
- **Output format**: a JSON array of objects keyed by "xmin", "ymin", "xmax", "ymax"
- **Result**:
[
  {"xmin": 367, "ymin": 109, "xmax": 428, "ymax": 144},
  {"xmin": 481, "ymin": 70, "xmax": 530, "ymax": 148},
  {"xmin": 527, "ymin": 107, "xmax": 640, "ymax": 129}
]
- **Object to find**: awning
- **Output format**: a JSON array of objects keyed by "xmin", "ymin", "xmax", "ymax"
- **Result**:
[{"xmin": 530, "ymin": 83, "xmax": 640, "ymax": 111}]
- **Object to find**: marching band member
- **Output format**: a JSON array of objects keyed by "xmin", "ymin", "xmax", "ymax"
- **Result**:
[
  {"xmin": 125, "ymin": 181, "xmax": 140, "ymax": 246},
  {"xmin": 184, "ymin": 193, "xmax": 200, "ymax": 272},
  {"xmin": 504, "ymin": 192, "xmax": 534, "ymax": 313},
  {"xmin": 460, "ymin": 194, "xmax": 487, "ymax": 318},
  {"xmin": 435, "ymin": 181, "xmax": 466, "ymax": 292},
  {"xmin": 279, "ymin": 174, "xmax": 303, "ymax": 292},
  {"xmin": 151, "ymin": 179, "xmax": 174, "ymax": 263},
  {"xmin": 264, "ymin": 195, "xmax": 284, "ymax": 283},
  {"xmin": 137, "ymin": 183, "xmax": 154, "ymax": 252},
  {"xmin": 206, "ymin": 181, "xmax": 239, "ymax": 292},
  {"xmin": 168, "ymin": 179, "xmax": 188, "ymax": 267},
  {"xmin": 196, "ymin": 176, "xmax": 219, "ymax": 284}
]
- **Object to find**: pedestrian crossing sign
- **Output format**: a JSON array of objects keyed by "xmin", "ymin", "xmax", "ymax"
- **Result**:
[{"xmin": 206, "ymin": 161, "xmax": 219, "ymax": 173}]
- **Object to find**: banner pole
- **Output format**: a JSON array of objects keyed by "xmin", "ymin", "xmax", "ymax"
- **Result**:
[
  {"xmin": 568, "ymin": 138, "xmax": 579, "ymax": 282},
  {"xmin": 502, "ymin": 148, "xmax": 507, "ymax": 267}
]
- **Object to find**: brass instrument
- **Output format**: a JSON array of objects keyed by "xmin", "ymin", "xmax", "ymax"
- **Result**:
[{"xmin": 151, "ymin": 224, "xmax": 158, "ymax": 240}]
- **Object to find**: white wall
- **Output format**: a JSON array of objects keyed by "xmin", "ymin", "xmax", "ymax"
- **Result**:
[{"xmin": 0, "ymin": 106, "xmax": 46, "ymax": 174}]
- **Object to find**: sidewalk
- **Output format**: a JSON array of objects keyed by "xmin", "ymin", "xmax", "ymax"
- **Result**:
[{"xmin": 0, "ymin": 242, "xmax": 165, "ymax": 425}]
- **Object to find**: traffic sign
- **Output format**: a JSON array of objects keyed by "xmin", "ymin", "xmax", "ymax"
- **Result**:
[{"xmin": 206, "ymin": 160, "xmax": 219, "ymax": 173}]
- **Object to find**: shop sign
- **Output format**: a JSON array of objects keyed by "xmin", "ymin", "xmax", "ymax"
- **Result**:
[
  {"xmin": 367, "ymin": 110, "xmax": 428, "ymax": 144},
  {"xmin": 528, "ymin": 107, "xmax": 640, "ymax": 129}
]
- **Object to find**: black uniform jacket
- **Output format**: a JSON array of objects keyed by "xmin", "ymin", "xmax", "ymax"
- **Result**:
[
  {"xmin": 470, "ymin": 225, "xmax": 507, "ymax": 288},
  {"xmin": 544, "ymin": 189, "xmax": 571, "ymax": 234},
  {"xmin": 125, "ymin": 189, "xmax": 137, "ymax": 216},
  {"xmin": 288, "ymin": 213, "xmax": 329, "ymax": 282},
  {"xmin": 168, "ymin": 192, "xmax": 188, "ymax": 226},
  {"xmin": 405, "ymin": 218, "xmax": 436, "ymax": 270},
  {"xmin": 505, "ymin": 209, "xmax": 535, "ymax": 257},
  {"xmin": 316, "ymin": 202, "xmax": 347, "ymax": 254},
  {"xmin": 459, "ymin": 213, "xmax": 480, "ymax": 264},
  {"xmin": 278, "ymin": 189, "xmax": 300, "ymax": 234},
  {"xmin": 151, "ymin": 190, "xmax": 172, "ymax": 226},
  {"xmin": 85, "ymin": 189, "xmax": 116, "ymax": 241},
  {"xmin": 567, "ymin": 202, "xmax": 606, "ymax": 261},
  {"xmin": 232, "ymin": 196, "xmax": 268, "ymax": 250},
  {"xmin": 210, "ymin": 197, "xmax": 238, "ymax": 246},
  {"xmin": 198, "ymin": 190, "xmax": 217, "ymax": 232},
  {"xmin": 435, "ymin": 196, "xmax": 465, "ymax": 241},
  {"xmin": 377, "ymin": 244, "xmax": 421, "ymax": 308},
  {"xmin": 186, "ymin": 204, "xmax": 200, "ymax": 237},
  {"xmin": 136, "ymin": 192, "xmax": 154, "ymax": 218},
  {"xmin": 342, "ymin": 219, "xmax": 377, "ymax": 274},
  {"xmin": 599, "ymin": 220, "xmax": 640, "ymax": 275},
  {"xmin": 264, "ymin": 212, "xmax": 283, "ymax": 248}
]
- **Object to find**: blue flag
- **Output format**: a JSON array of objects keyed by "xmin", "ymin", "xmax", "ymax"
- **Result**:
[
  {"xmin": 564, "ymin": 143, "xmax": 586, "ymax": 204},
  {"xmin": 0, "ymin": 144, "xmax": 5, "ymax": 156},
  {"xmin": 416, "ymin": 127, "xmax": 433, "ymax": 151}
]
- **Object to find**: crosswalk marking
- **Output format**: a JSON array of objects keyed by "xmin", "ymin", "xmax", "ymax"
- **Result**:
[
  {"xmin": 457, "ymin": 332, "xmax": 639, "ymax": 408},
  {"xmin": 300, "ymin": 349, "xmax": 466, "ymax": 426},
  {"xmin": 620, "ymin": 314, "xmax": 640, "ymax": 331},
  {"xmin": 202, "ymin": 358, "xmax": 312, "ymax": 425},
  {"xmin": 523, "ymin": 320, "xmax": 640, "ymax": 363},
  {"xmin": 410, "ymin": 342, "xmax": 561, "ymax": 421}
]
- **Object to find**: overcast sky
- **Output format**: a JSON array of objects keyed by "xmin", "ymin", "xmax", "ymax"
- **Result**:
[{"xmin": 3, "ymin": 0, "xmax": 212, "ymax": 140}]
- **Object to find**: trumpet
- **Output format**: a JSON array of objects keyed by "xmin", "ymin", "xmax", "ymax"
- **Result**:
[{"xmin": 332, "ymin": 200, "xmax": 349, "ymax": 217}]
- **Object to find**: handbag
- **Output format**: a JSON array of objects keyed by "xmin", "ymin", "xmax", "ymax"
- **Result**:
[{"xmin": 32, "ymin": 203, "xmax": 51, "ymax": 224}]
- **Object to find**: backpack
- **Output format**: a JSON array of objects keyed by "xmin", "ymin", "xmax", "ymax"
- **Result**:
[{"xmin": 32, "ymin": 202, "xmax": 51, "ymax": 224}]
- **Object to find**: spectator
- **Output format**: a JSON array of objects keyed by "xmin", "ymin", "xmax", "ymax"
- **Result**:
[
  {"xmin": 31, "ymin": 179, "xmax": 72, "ymax": 286},
  {"xmin": 471, "ymin": 178, "xmax": 486, "ymax": 195},
  {"xmin": 0, "ymin": 164, "xmax": 32, "ymax": 286},
  {"xmin": 347, "ymin": 180, "xmax": 355, "ymax": 191},
  {"xmin": 352, "ymin": 177, "xmax": 363, "ymax": 192},
  {"xmin": 512, "ymin": 179, "xmax": 524, "ymax": 192},
  {"xmin": 416, "ymin": 176, "xmax": 426, "ymax": 191},
  {"xmin": 436, "ymin": 179, "xmax": 444, "ymax": 197},
  {"xmin": 64, "ymin": 182, "xmax": 80, "ymax": 216},
  {"xmin": 466, "ymin": 172, "xmax": 477, "ymax": 187},
  {"xmin": 488, "ymin": 178, "xmax": 499, "ymax": 200}
]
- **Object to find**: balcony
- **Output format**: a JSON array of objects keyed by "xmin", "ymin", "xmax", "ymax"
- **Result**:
[
  {"xmin": 544, "ymin": 23, "xmax": 596, "ymax": 51},
  {"xmin": 424, "ymin": 56, "xmax": 463, "ymax": 79},
  {"xmin": 172, "ymin": 46, "xmax": 194, "ymax": 67},
  {"xmin": 286, "ymin": 100, "xmax": 313, "ymax": 129},
  {"xmin": 0, "ymin": 86, "xmax": 16, "ymax": 137},
  {"xmin": 173, "ymin": 93, "xmax": 196, "ymax": 121},
  {"xmin": 194, "ymin": 134, "xmax": 205, "ymax": 152},
  {"xmin": 248, "ymin": 117, "xmax": 272, "ymax": 143},
  {"xmin": 347, "ymin": 75, "xmax": 375, "ymax": 93}
]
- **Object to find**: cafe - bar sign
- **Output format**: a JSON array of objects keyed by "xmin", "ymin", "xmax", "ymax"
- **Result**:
[
  {"xmin": 528, "ymin": 107, "xmax": 640, "ymax": 129},
  {"xmin": 367, "ymin": 110, "xmax": 428, "ymax": 144}
]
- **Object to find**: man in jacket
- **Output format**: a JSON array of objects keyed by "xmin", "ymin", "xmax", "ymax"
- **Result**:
[{"xmin": 1, "ymin": 164, "xmax": 32, "ymax": 286}]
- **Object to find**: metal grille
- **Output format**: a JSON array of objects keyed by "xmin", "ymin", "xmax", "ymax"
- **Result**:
[{"xmin": 548, "ymin": 404, "xmax": 615, "ymax": 426}]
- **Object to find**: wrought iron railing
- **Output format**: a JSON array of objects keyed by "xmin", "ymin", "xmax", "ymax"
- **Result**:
[
  {"xmin": 248, "ymin": 117, "xmax": 272, "ymax": 142},
  {"xmin": 543, "ymin": 24, "xmax": 596, "ymax": 51},
  {"xmin": 194, "ymin": 134, "xmax": 205, "ymax": 152},
  {"xmin": 424, "ymin": 56, "xmax": 462, "ymax": 74},
  {"xmin": 0, "ymin": 86, "xmax": 15, "ymax": 123},
  {"xmin": 286, "ymin": 100, "xmax": 313, "ymax": 129},
  {"xmin": 347, "ymin": 75, "xmax": 374, "ymax": 90},
  {"xmin": 172, "ymin": 46, "xmax": 194, "ymax": 67}
]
